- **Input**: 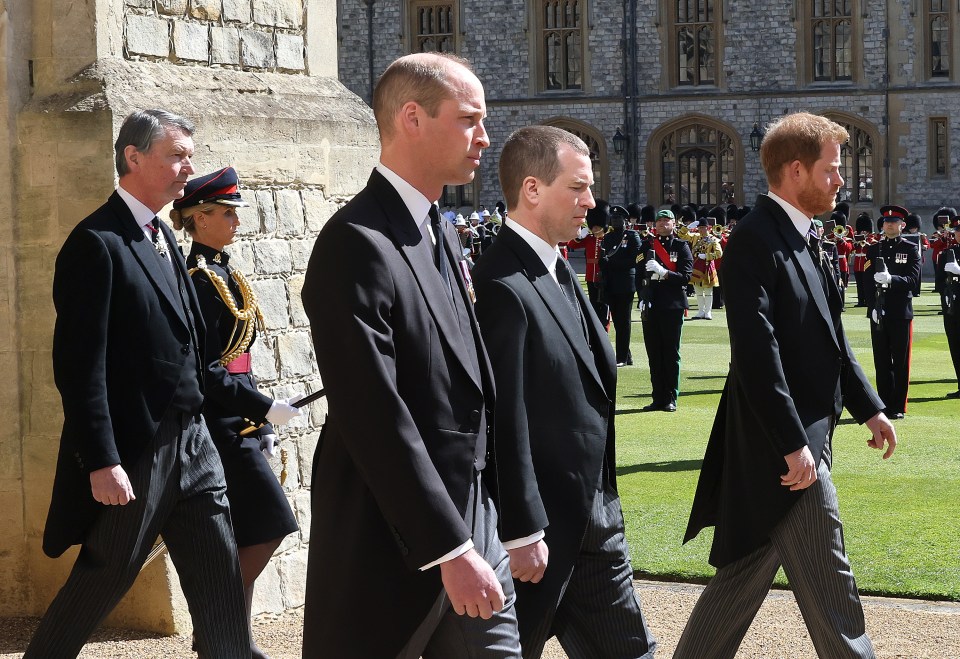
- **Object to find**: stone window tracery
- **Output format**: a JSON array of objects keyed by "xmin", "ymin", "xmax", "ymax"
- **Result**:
[
  {"xmin": 674, "ymin": 0, "xmax": 717, "ymax": 86},
  {"xmin": 410, "ymin": 0, "xmax": 458, "ymax": 53},
  {"xmin": 812, "ymin": 0, "xmax": 853, "ymax": 81},
  {"xmin": 656, "ymin": 121, "xmax": 737, "ymax": 207},
  {"xmin": 539, "ymin": 0, "xmax": 584, "ymax": 91}
]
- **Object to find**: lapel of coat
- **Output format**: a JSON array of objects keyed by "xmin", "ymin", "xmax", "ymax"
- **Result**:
[
  {"xmin": 369, "ymin": 173, "xmax": 481, "ymax": 389},
  {"xmin": 110, "ymin": 193, "xmax": 188, "ymax": 328},
  {"xmin": 499, "ymin": 227, "xmax": 606, "ymax": 394},
  {"xmin": 761, "ymin": 195, "xmax": 839, "ymax": 349}
]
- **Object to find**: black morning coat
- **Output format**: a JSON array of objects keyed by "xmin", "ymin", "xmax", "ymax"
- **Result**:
[
  {"xmin": 44, "ymin": 192, "xmax": 208, "ymax": 558},
  {"xmin": 684, "ymin": 195, "xmax": 884, "ymax": 568},
  {"xmin": 471, "ymin": 226, "xmax": 619, "ymax": 636},
  {"xmin": 300, "ymin": 170, "xmax": 496, "ymax": 658}
]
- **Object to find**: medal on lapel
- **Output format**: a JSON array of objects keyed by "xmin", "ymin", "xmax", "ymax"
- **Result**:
[{"xmin": 458, "ymin": 259, "xmax": 476, "ymax": 304}]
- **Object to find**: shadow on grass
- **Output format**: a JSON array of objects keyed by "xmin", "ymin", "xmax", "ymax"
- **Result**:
[
  {"xmin": 910, "ymin": 378, "xmax": 956, "ymax": 385},
  {"xmin": 687, "ymin": 374, "xmax": 726, "ymax": 381},
  {"xmin": 616, "ymin": 408, "xmax": 648, "ymax": 416},
  {"xmin": 617, "ymin": 459, "xmax": 703, "ymax": 476}
]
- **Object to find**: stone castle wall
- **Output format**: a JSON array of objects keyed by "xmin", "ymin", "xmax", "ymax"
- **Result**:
[
  {"xmin": 2, "ymin": 0, "xmax": 377, "ymax": 633},
  {"xmin": 339, "ymin": 0, "xmax": 960, "ymax": 225}
]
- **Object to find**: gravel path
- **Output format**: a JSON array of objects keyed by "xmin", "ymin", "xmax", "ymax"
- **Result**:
[{"xmin": 2, "ymin": 580, "xmax": 957, "ymax": 658}]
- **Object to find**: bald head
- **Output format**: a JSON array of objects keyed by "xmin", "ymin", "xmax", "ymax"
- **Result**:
[{"xmin": 373, "ymin": 52, "xmax": 474, "ymax": 141}]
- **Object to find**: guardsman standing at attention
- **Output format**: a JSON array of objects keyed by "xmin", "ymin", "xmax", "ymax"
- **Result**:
[
  {"xmin": 852, "ymin": 212, "xmax": 873, "ymax": 306},
  {"xmin": 637, "ymin": 209, "xmax": 693, "ymax": 412},
  {"xmin": 864, "ymin": 205, "xmax": 921, "ymax": 419},
  {"xmin": 936, "ymin": 217, "xmax": 960, "ymax": 399},
  {"xmin": 566, "ymin": 204, "xmax": 610, "ymax": 330}
]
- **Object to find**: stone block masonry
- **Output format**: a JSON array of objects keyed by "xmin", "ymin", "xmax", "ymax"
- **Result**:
[{"xmin": 125, "ymin": 0, "xmax": 306, "ymax": 73}]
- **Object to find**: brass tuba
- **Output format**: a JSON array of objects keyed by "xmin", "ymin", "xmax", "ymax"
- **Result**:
[
  {"xmin": 712, "ymin": 224, "xmax": 725, "ymax": 238},
  {"xmin": 833, "ymin": 225, "xmax": 848, "ymax": 239}
]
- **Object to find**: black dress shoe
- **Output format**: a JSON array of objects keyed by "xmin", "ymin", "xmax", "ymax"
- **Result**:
[
  {"xmin": 663, "ymin": 403, "xmax": 677, "ymax": 412},
  {"xmin": 946, "ymin": 390, "xmax": 960, "ymax": 399},
  {"xmin": 642, "ymin": 402, "xmax": 664, "ymax": 412},
  {"xmin": 888, "ymin": 412, "xmax": 904, "ymax": 420}
]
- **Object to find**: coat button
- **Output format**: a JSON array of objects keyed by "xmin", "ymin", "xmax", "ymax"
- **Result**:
[
  {"xmin": 181, "ymin": 345, "xmax": 189, "ymax": 355},
  {"xmin": 470, "ymin": 409, "xmax": 481, "ymax": 423}
]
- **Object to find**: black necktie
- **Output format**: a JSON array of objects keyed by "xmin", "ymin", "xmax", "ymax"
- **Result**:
[
  {"xmin": 556, "ymin": 256, "xmax": 589, "ymax": 342},
  {"xmin": 807, "ymin": 225, "xmax": 829, "ymax": 296},
  {"xmin": 429, "ymin": 206, "xmax": 450, "ymax": 286}
]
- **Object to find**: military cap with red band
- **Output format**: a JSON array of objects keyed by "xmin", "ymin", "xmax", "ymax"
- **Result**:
[
  {"xmin": 879, "ymin": 204, "xmax": 909, "ymax": 222},
  {"xmin": 173, "ymin": 166, "xmax": 249, "ymax": 210}
]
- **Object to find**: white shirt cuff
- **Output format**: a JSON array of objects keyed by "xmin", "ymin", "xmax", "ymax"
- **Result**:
[
  {"xmin": 501, "ymin": 530, "xmax": 545, "ymax": 551},
  {"xmin": 419, "ymin": 539, "xmax": 474, "ymax": 571}
]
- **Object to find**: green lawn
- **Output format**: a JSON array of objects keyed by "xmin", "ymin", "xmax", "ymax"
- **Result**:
[{"xmin": 605, "ymin": 281, "xmax": 960, "ymax": 601}]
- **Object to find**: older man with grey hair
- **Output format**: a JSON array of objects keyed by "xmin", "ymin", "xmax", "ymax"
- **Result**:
[{"xmin": 24, "ymin": 109, "xmax": 248, "ymax": 658}]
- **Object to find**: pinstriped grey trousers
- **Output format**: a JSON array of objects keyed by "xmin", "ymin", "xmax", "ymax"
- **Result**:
[
  {"xmin": 674, "ymin": 461, "xmax": 875, "ymax": 659},
  {"xmin": 522, "ymin": 488, "xmax": 657, "ymax": 659},
  {"xmin": 24, "ymin": 412, "xmax": 249, "ymax": 659}
]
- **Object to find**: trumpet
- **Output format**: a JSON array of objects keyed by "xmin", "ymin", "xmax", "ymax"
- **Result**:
[
  {"xmin": 833, "ymin": 225, "xmax": 849, "ymax": 239},
  {"xmin": 711, "ymin": 224, "xmax": 725, "ymax": 238}
]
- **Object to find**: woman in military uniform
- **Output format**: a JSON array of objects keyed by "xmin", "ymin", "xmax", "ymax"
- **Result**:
[{"xmin": 171, "ymin": 167, "xmax": 299, "ymax": 659}]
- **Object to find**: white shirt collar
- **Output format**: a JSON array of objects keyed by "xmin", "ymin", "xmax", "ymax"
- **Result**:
[
  {"xmin": 505, "ymin": 218, "xmax": 561, "ymax": 278},
  {"xmin": 375, "ymin": 162, "xmax": 434, "ymax": 230},
  {"xmin": 767, "ymin": 190, "xmax": 814, "ymax": 238},
  {"xmin": 116, "ymin": 185, "xmax": 159, "ymax": 230}
]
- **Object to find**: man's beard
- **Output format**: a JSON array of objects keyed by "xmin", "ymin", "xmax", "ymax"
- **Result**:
[{"xmin": 797, "ymin": 179, "xmax": 837, "ymax": 217}]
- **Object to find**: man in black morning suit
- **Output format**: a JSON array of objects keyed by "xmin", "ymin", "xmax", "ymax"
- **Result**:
[
  {"xmin": 25, "ymin": 110, "xmax": 248, "ymax": 658},
  {"xmin": 472, "ymin": 126, "xmax": 657, "ymax": 658},
  {"xmin": 864, "ymin": 205, "xmax": 921, "ymax": 419},
  {"xmin": 637, "ymin": 209, "xmax": 693, "ymax": 412},
  {"xmin": 300, "ymin": 53, "xmax": 520, "ymax": 658},
  {"xmin": 677, "ymin": 113, "xmax": 897, "ymax": 659}
]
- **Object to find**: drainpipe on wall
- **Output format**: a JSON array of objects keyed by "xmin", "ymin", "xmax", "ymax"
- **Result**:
[{"xmin": 366, "ymin": 0, "xmax": 376, "ymax": 104}]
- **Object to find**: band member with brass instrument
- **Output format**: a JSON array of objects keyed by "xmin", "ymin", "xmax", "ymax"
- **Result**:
[
  {"xmin": 903, "ymin": 213, "xmax": 929, "ymax": 297},
  {"xmin": 172, "ymin": 167, "xmax": 299, "ymax": 659},
  {"xmin": 831, "ymin": 212, "xmax": 853, "ymax": 308},
  {"xmin": 689, "ymin": 215, "xmax": 723, "ymax": 319},
  {"xmin": 864, "ymin": 205, "xmax": 921, "ymax": 419},
  {"xmin": 932, "ymin": 208, "xmax": 957, "ymax": 294},
  {"xmin": 937, "ymin": 218, "xmax": 960, "ymax": 398}
]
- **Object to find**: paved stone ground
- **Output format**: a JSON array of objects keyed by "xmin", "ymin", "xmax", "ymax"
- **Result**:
[{"xmin": 2, "ymin": 579, "xmax": 958, "ymax": 658}]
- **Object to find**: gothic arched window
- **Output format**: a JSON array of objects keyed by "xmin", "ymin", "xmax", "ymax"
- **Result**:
[{"xmin": 654, "ymin": 120, "xmax": 738, "ymax": 207}]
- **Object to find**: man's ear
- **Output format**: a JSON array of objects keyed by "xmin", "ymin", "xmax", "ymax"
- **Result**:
[
  {"xmin": 397, "ymin": 101, "xmax": 421, "ymax": 136},
  {"xmin": 124, "ymin": 144, "xmax": 139, "ymax": 170},
  {"xmin": 520, "ymin": 176, "xmax": 539, "ymax": 206}
]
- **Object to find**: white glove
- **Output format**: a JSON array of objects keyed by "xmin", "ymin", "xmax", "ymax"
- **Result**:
[
  {"xmin": 646, "ymin": 260, "xmax": 668, "ymax": 278},
  {"xmin": 577, "ymin": 226, "xmax": 589, "ymax": 240},
  {"xmin": 639, "ymin": 300, "xmax": 649, "ymax": 314},
  {"xmin": 874, "ymin": 271, "xmax": 892, "ymax": 285},
  {"xmin": 259, "ymin": 433, "xmax": 278, "ymax": 457},
  {"xmin": 871, "ymin": 308, "xmax": 880, "ymax": 324},
  {"xmin": 945, "ymin": 261, "xmax": 960, "ymax": 276},
  {"xmin": 266, "ymin": 398, "xmax": 302, "ymax": 425},
  {"xmin": 698, "ymin": 253, "xmax": 707, "ymax": 260}
]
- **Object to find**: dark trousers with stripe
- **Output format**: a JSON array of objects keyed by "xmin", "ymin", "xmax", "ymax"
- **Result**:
[
  {"xmin": 398, "ymin": 475, "xmax": 521, "ymax": 659},
  {"xmin": 24, "ymin": 412, "xmax": 249, "ymax": 659},
  {"xmin": 945, "ymin": 310, "xmax": 960, "ymax": 386},
  {"xmin": 642, "ymin": 310, "xmax": 684, "ymax": 406},
  {"xmin": 871, "ymin": 318, "xmax": 912, "ymax": 414},
  {"xmin": 674, "ymin": 461, "xmax": 874, "ymax": 659},
  {"xmin": 521, "ymin": 488, "xmax": 657, "ymax": 659},
  {"xmin": 586, "ymin": 281, "xmax": 609, "ymax": 330},
  {"xmin": 608, "ymin": 293, "xmax": 636, "ymax": 364}
]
